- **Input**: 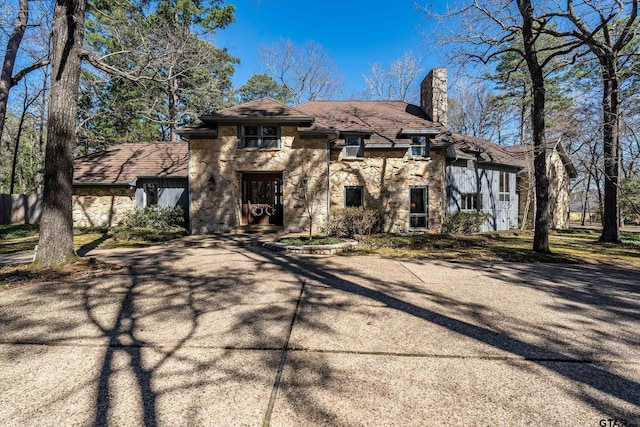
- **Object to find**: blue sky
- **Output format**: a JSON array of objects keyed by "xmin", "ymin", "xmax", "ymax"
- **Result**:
[{"xmin": 214, "ymin": 0, "xmax": 448, "ymax": 97}]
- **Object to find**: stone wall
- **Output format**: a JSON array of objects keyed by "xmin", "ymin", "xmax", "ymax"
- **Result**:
[
  {"xmin": 515, "ymin": 148, "xmax": 572, "ymax": 230},
  {"xmin": 329, "ymin": 149, "xmax": 447, "ymax": 233},
  {"xmin": 72, "ymin": 186, "xmax": 136, "ymax": 227},
  {"xmin": 189, "ymin": 125, "xmax": 329, "ymax": 234},
  {"xmin": 548, "ymin": 150, "xmax": 571, "ymax": 229}
]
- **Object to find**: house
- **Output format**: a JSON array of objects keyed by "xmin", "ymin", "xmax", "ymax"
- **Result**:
[
  {"xmin": 73, "ymin": 142, "xmax": 188, "ymax": 227},
  {"xmin": 503, "ymin": 139, "xmax": 578, "ymax": 229},
  {"xmin": 72, "ymin": 67, "xmax": 575, "ymax": 234}
]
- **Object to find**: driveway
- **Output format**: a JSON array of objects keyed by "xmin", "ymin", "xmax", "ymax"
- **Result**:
[{"xmin": 1, "ymin": 243, "xmax": 639, "ymax": 426}]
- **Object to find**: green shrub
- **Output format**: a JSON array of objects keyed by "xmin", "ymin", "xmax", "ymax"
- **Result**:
[
  {"xmin": 442, "ymin": 211, "xmax": 490, "ymax": 234},
  {"xmin": 121, "ymin": 205, "xmax": 185, "ymax": 229},
  {"xmin": 324, "ymin": 207, "xmax": 384, "ymax": 238}
]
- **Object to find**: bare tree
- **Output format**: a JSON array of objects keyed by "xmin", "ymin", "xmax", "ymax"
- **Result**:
[
  {"xmin": 447, "ymin": 79, "xmax": 506, "ymax": 142},
  {"xmin": 363, "ymin": 51, "xmax": 424, "ymax": 102},
  {"xmin": 0, "ymin": 0, "xmax": 50, "ymax": 143},
  {"xmin": 36, "ymin": 0, "xmax": 86, "ymax": 267},
  {"xmin": 546, "ymin": 0, "xmax": 639, "ymax": 242},
  {"xmin": 429, "ymin": 0, "xmax": 581, "ymax": 252},
  {"xmin": 259, "ymin": 39, "xmax": 344, "ymax": 104}
]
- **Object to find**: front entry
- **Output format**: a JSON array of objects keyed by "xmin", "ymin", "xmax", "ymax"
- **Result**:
[{"xmin": 241, "ymin": 172, "xmax": 283, "ymax": 226}]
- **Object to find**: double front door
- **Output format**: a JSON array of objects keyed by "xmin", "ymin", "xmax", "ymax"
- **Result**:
[{"xmin": 241, "ymin": 172, "xmax": 283, "ymax": 226}]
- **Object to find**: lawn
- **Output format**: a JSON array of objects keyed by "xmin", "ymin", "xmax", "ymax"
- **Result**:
[
  {"xmin": 1, "ymin": 224, "xmax": 188, "ymax": 290},
  {"xmin": 0, "ymin": 224, "xmax": 188, "ymax": 255},
  {"xmin": 352, "ymin": 229, "xmax": 640, "ymax": 266},
  {"xmin": 2, "ymin": 225, "xmax": 638, "ymax": 290}
]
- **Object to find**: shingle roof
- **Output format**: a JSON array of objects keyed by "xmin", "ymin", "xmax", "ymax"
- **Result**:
[
  {"xmin": 200, "ymin": 98, "xmax": 314, "ymax": 121},
  {"xmin": 435, "ymin": 132, "xmax": 523, "ymax": 167},
  {"xmin": 295, "ymin": 100, "xmax": 444, "ymax": 145},
  {"xmin": 74, "ymin": 142, "xmax": 188, "ymax": 185},
  {"xmin": 503, "ymin": 139, "xmax": 578, "ymax": 178}
]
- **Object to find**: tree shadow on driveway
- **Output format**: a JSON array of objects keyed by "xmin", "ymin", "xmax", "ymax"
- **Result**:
[{"xmin": 1, "ymin": 244, "xmax": 639, "ymax": 425}]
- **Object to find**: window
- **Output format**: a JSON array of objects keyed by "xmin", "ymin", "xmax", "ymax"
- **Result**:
[
  {"xmin": 346, "ymin": 136, "xmax": 363, "ymax": 146},
  {"xmin": 345, "ymin": 186, "xmax": 364, "ymax": 207},
  {"xmin": 239, "ymin": 125, "xmax": 281, "ymax": 149},
  {"xmin": 461, "ymin": 193, "xmax": 482, "ymax": 211},
  {"xmin": 409, "ymin": 186, "xmax": 428, "ymax": 229},
  {"xmin": 499, "ymin": 171, "xmax": 510, "ymax": 202},
  {"xmin": 409, "ymin": 136, "xmax": 429, "ymax": 157},
  {"xmin": 343, "ymin": 136, "xmax": 364, "ymax": 158},
  {"xmin": 144, "ymin": 183, "xmax": 158, "ymax": 206}
]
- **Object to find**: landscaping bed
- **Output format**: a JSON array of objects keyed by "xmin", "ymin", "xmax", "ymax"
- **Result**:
[{"xmin": 266, "ymin": 236, "xmax": 358, "ymax": 254}]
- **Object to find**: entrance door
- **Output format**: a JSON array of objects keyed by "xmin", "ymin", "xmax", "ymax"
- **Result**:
[{"xmin": 241, "ymin": 172, "xmax": 283, "ymax": 226}]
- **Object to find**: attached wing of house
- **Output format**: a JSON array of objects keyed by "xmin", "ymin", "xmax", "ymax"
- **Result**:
[{"xmin": 72, "ymin": 142, "xmax": 188, "ymax": 227}]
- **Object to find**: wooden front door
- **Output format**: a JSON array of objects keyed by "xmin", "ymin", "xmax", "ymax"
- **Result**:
[{"xmin": 241, "ymin": 173, "xmax": 283, "ymax": 226}]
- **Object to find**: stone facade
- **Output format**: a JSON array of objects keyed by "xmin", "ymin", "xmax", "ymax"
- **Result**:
[
  {"xmin": 548, "ymin": 149, "xmax": 571, "ymax": 229},
  {"xmin": 72, "ymin": 186, "xmax": 136, "ymax": 227},
  {"xmin": 516, "ymin": 148, "xmax": 572, "ymax": 230},
  {"xmin": 189, "ymin": 125, "xmax": 329, "ymax": 234},
  {"xmin": 189, "ymin": 124, "xmax": 448, "ymax": 234},
  {"xmin": 329, "ymin": 149, "xmax": 446, "ymax": 233}
]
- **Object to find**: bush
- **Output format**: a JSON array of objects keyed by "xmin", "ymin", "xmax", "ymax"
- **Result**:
[
  {"xmin": 442, "ymin": 211, "xmax": 490, "ymax": 234},
  {"xmin": 324, "ymin": 207, "xmax": 384, "ymax": 238},
  {"xmin": 121, "ymin": 205, "xmax": 185, "ymax": 229}
]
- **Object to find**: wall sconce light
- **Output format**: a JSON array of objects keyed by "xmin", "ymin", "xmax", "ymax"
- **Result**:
[{"xmin": 207, "ymin": 176, "xmax": 216, "ymax": 190}]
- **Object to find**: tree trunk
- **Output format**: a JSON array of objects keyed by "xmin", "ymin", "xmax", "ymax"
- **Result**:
[
  {"xmin": 518, "ymin": 0, "xmax": 551, "ymax": 253},
  {"xmin": 600, "ymin": 58, "xmax": 621, "ymax": 242},
  {"xmin": 168, "ymin": 76, "xmax": 179, "ymax": 141},
  {"xmin": 0, "ymin": 0, "xmax": 29, "ymax": 142},
  {"xmin": 36, "ymin": 0, "xmax": 86, "ymax": 267}
]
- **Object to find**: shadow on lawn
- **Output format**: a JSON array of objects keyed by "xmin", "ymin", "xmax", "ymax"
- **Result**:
[{"xmin": 0, "ymin": 244, "xmax": 638, "ymax": 425}]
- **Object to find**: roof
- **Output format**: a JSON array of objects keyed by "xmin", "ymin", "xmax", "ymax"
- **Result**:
[
  {"xmin": 503, "ymin": 138, "xmax": 578, "ymax": 178},
  {"xmin": 294, "ymin": 100, "xmax": 444, "ymax": 146},
  {"xmin": 200, "ymin": 98, "xmax": 314, "ymax": 124},
  {"xmin": 435, "ymin": 132, "xmax": 523, "ymax": 168},
  {"xmin": 74, "ymin": 142, "xmax": 188, "ymax": 185}
]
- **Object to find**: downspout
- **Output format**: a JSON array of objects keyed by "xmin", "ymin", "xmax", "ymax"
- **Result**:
[{"xmin": 326, "ymin": 132, "xmax": 338, "ymax": 228}]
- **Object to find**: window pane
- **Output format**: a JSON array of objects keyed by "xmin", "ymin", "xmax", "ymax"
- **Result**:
[
  {"xmin": 244, "ymin": 126, "xmax": 258, "ymax": 136},
  {"xmin": 262, "ymin": 126, "xmax": 278, "ymax": 136},
  {"xmin": 411, "ymin": 136, "xmax": 426, "ymax": 145},
  {"xmin": 262, "ymin": 137, "xmax": 279, "ymax": 148},
  {"xmin": 346, "ymin": 136, "xmax": 362, "ymax": 146},
  {"xmin": 145, "ymin": 183, "xmax": 158, "ymax": 206},
  {"xmin": 410, "ymin": 146, "xmax": 427, "ymax": 157},
  {"xmin": 410, "ymin": 188, "xmax": 426, "ymax": 213},
  {"xmin": 410, "ymin": 216, "xmax": 427, "ymax": 228},
  {"xmin": 244, "ymin": 137, "xmax": 259, "ymax": 148},
  {"xmin": 345, "ymin": 187, "xmax": 363, "ymax": 207}
]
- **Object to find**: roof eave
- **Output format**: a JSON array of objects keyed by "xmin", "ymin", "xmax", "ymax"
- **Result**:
[{"xmin": 199, "ymin": 116, "xmax": 315, "ymax": 125}]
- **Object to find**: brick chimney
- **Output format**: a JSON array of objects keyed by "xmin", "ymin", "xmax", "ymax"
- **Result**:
[{"xmin": 420, "ymin": 68, "xmax": 447, "ymax": 126}]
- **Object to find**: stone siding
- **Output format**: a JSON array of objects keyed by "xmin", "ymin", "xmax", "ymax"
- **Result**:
[
  {"xmin": 516, "ymin": 148, "xmax": 572, "ymax": 230},
  {"xmin": 548, "ymin": 150, "xmax": 571, "ymax": 229},
  {"xmin": 72, "ymin": 186, "xmax": 136, "ymax": 227},
  {"xmin": 329, "ymin": 149, "xmax": 446, "ymax": 233},
  {"xmin": 189, "ymin": 125, "xmax": 328, "ymax": 234}
]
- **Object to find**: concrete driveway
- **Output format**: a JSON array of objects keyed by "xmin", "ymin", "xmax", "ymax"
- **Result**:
[{"xmin": 1, "ymin": 243, "xmax": 639, "ymax": 426}]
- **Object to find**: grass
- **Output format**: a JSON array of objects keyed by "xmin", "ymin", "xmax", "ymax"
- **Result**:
[
  {"xmin": 1, "ymin": 257, "xmax": 122, "ymax": 290},
  {"xmin": 351, "ymin": 229, "xmax": 640, "ymax": 266},
  {"xmin": 0, "ymin": 224, "xmax": 188, "ymax": 255},
  {"xmin": 278, "ymin": 236, "xmax": 344, "ymax": 246}
]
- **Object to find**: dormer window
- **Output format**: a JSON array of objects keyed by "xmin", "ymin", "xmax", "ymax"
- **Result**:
[
  {"xmin": 238, "ymin": 125, "xmax": 281, "ymax": 149},
  {"xmin": 342, "ymin": 136, "xmax": 364, "ymax": 158},
  {"xmin": 409, "ymin": 136, "xmax": 429, "ymax": 157}
]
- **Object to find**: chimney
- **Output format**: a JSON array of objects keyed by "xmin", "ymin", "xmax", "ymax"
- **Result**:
[{"xmin": 420, "ymin": 68, "xmax": 447, "ymax": 127}]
